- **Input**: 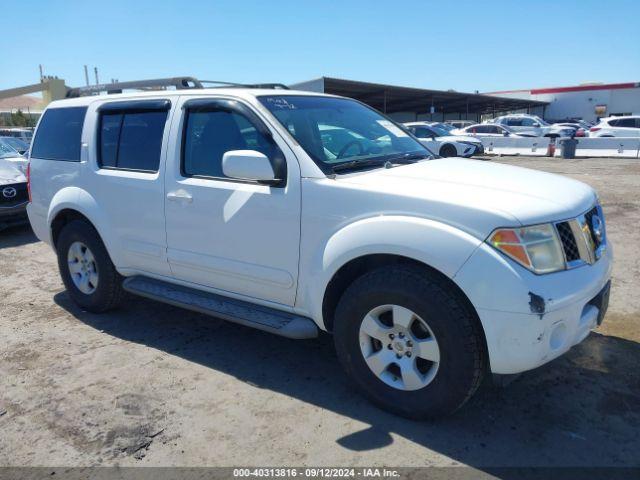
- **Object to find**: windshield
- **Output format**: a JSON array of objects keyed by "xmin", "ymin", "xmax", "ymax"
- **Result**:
[
  {"xmin": 259, "ymin": 95, "xmax": 432, "ymax": 173},
  {"xmin": 0, "ymin": 141, "xmax": 20, "ymax": 159},
  {"xmin": 531, "ymin": 116, "xmax": 550, "ymax": 126},
  {"xmin": 429, "ymin": 125, "xmax": 452, "ymax": 137},
  {"xmin": 1, "ymin": 137, "xmax": 28, "ymax": 152}
]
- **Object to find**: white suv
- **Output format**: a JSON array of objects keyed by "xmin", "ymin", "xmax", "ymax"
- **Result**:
[
  {"xmin": 590, "ymin": 116, "xmax": 640, "ymax": 137},
  {"xmin": 491, "ymin": 114, "xmax": 575, "ymax": 138},
  {"xmin": 27, "ymin": 82, "xmax": 612, "ymax": 418}
]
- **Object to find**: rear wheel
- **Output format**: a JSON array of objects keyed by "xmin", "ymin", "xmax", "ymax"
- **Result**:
[
  {"xmin": 333, "ymin": 265, "xmax": 486, "ymax": 419},
  {"xmin": 56, "ymin": 219, "xmax": 124, "ymax": 312},
  {"xmin": 439, "ymin": 144, "xmax": 457, "ymax": 157}
]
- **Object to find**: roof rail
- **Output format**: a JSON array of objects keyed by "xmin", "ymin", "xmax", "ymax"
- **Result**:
[
  {"xmin": 65, "ymin": 77, "xmax": 289, "ymax": 98},
  {"xmin": 66, "ymin": 77, "xmax": 203, "ymax": 98},
  {"xmin": 200, "ymin": 80, "xmax": 290, "ymax": 90}
]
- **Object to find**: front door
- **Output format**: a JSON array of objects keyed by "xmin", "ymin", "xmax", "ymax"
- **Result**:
[{"xmin": 163, "ymin": 97, "xmax": 301, "ymax": 306}]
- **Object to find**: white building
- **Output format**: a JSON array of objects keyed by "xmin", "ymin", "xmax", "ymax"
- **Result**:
[{"xmin": 486, "ymin": 82, "xmax": 640, "ymax": 123}]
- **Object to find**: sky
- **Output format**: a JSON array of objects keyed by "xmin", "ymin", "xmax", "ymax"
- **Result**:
[{"xmin": 2, "ymin": 0, "xmax": 640, "ymax": 94}]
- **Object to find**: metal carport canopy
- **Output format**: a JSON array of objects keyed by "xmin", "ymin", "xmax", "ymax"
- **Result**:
[{"xmin": 296, "ymin": 77, "xmax": 548, "ymax": 116}]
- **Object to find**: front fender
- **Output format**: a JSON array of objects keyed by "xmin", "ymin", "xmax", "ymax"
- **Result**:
[{"xmin": 298, "ymin": 215, "xmax": 483, "ymax": 327}]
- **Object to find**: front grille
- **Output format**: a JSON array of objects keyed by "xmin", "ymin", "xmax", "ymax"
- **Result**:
[
  {"xmin": 0, "ymin": 183, "xmax": 28, "ymax": 207},
  {"xmin": 554, "ymin": 204, "xmax": 607, "ymax": 268},
  {"xmin": 557, "ymin": 221, "xmax": 580, "ymax": 261},
  {"xmin": 583, "ymin": 206, "xmax": 601, "ymax": 248}
]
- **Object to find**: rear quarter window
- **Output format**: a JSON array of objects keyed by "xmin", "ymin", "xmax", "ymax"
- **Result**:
[{"xmin": 31, "ymin": 107, "xmax": 87, "ymax": 161}]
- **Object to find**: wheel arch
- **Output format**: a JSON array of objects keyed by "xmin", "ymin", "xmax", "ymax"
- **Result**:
[
  {"xmin": 439, "ymin": 143, "xmax": 457, "ymax": 156},
  {"xmin": 311, "ymin": 215, "xmax": 484, "ymax": 330},
  {"xmin": 321, "ymin": 253, "xmax": 489, "ymax": 366},
  {"xmin": 48, "ymin": 187, "xmax": 111, "ymax": 251}
]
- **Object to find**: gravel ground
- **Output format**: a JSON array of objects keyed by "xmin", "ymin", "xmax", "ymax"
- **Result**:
[{"xmin": 0, "ymin": 156, "xmax": 638, "ymax": 469}]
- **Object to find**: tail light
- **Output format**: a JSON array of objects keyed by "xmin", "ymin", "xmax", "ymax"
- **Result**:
[
  {"xmin": 590, "ymin": 127, "xmax": 601, "ymax": 132},
  {"xmin": 26, "ymin": 162, "xmax": 32, "ymax": 203},
  {"xmin": 576, "ymin": 129, "xmax": 586, "ymax": 137}
]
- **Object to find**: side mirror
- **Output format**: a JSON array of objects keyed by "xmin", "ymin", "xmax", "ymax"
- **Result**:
[
  {"xmin": 222, "ymin": 150, "xmax": 279, "ymax": 184},
  {"xmin": 503, "ymin": 131, "xmax": 509, "ymax": 136},
  {"xmin": 532, "ymin": 122, "xmax": 540, "ymax": 127}
]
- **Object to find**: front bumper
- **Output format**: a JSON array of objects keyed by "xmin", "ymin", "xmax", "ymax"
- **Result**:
[
  {"xmin": 0, "ymin": 201, "xmax": 29, "ymax": 230},
  {"xmin": 454, "ymin": 240, "xmax": 613, "ymax": 374}
]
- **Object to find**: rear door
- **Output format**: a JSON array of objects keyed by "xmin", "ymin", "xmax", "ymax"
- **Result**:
[
  {"xmin": 86, "ymin": 99, "xmax": 173, "ymax": 276},
  {"xmin": 163, "ymin": 96, "xmax": 301, "ymax": 306},
  {"xmin": 611, "ymin": 118, "xmax": 640, "ymax": 137}
]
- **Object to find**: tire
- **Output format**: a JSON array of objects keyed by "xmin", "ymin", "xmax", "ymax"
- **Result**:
[
  {"xmin": 56, "ymin": 219, "xmax": 124, "ymax": 313},
  {"xmin": 439, "ymin": 144, "xmax": 457, "ymax": 157},
  {"xmin": 333, "ymin": 265, "xmax": 486, "ymax": 419}
]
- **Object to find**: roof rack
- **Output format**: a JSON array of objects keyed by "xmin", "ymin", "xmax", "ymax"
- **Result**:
[
  {"xmin": 200, "ymin": 80, "xmax": 289, "ymax": 90},
  {"xmin": 66, "ymin": 77, "xmax": 203, "ymax": 98},
  {"xmin": 66, "ymin": 76, "xmax": 289, "ymax": 98}
]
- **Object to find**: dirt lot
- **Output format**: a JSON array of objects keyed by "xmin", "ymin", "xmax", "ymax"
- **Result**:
[{"xmin": 1, "ymin": 156, "xmax": 639, "ymax": 469}]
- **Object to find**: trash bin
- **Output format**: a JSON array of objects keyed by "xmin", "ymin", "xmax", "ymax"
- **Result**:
[{"xmin": 560, "ymin": 138, "xmax": 578, "ymax": 159}]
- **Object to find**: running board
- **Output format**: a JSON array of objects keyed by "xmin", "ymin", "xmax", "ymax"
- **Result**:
[{"xmin": 122, "ymin": 276, "xmax": 318, "ymax": 339}]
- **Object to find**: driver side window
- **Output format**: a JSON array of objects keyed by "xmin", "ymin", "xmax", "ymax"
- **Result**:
[{"xmin": 182, "ymin": 109, "xmax": 276, "ymax": 179}]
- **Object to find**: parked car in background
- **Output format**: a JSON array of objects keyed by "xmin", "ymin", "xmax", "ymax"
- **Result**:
[
  {"xmin": 404, "ymin": 122, "xmax": 484, "ymax": 157},
  {"xmin": 0, "ymin": 136, "xmax": 30, "ymax": 155},
  {"xmin": 553, "ymin": 123, "xmax": 588, "ymax": 137},
  {"xmin": 427, "ymin": 122, "xmax": 456, "ymax": 132},
  {"xmin": 0, "ymin": 148, "xmax": 29, "ymax": 231},
  {"xmin": 589, "ymin": 116, "xmax": 640, "ymax": 137},
  {"xmin": 452, "ymin": 123, "xmax": 535, "ymax": 137},
  {"xmin": 0, "ymin": 139, "xmax": 28, "ymax": 173},
  {"xmin": 490, "ymin": 114, "xmax": 574, "ymax": 137},
  {"xmin": 445, "ymin": 120, "xmax": 475, "ymax": 129},
  {"xmin": 0, "ymin": 128, "xmax": 34, "ymax": 142}
]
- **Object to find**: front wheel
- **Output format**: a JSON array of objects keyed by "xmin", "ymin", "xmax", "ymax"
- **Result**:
[
  {"xmin": 439, "ymin": 144, "xmax": 457, "ymax": 157},
  {"xmin": 333, "ymin": 265, "xmax": 486, "ymax": 419}
]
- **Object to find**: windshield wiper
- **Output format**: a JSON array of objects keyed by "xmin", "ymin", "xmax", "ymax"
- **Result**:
[
  {"xmin": 331, "ymin": 153, "xmax": 433, "ymax": 174},
  {"xmin": 385, "ymin": 152, "xmax": 432, "ymax": 163},
  {"xmin": 331, "ymin": 159, "xmax": 388, "ymax": 174}
]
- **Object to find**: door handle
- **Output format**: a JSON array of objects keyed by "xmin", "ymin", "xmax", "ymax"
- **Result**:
[{"xmin": 167, "ymin": 190, "xmax": 193, "ymax": 203}]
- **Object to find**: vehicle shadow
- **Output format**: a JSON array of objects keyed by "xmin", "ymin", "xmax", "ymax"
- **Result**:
[
  {"xmin": 55, "ymin": 292, "xmax": 640, "ymax": 470},
  {"xmin": 0, "ymin": 224, "xmax": 38, "ymax": 249}
]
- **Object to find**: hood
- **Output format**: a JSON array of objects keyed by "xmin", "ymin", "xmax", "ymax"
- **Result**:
[
  {"xmin": 0, "ymin": 158, "xmax": 27, "ymax": 185},
  {"xmin": 439, "ymin": 135, "xmax": 482, "ymax": 143},
  {"xmin": 337, "ymin": 158, "xmax": 596, "ymax": 239}
]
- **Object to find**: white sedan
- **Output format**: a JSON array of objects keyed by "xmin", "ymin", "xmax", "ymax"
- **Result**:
[
  {"xmin": 404, "ymin": 122, "xmax": 483, "ymax": 157},
  {"xmin": 451, "ymin": 123, "xmax": 536, "ymax": 138}
]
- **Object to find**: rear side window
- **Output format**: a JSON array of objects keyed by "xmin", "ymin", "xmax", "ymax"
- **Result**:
[
  {"xmin": 98, "ymin": 103, "xmax": 169, "ymax": 172},
  {"xmin": 31, "ymin": 107, "xmax": 87, "ymax": 161},
  {"xmin": 610, "ymin": 118, "xmax": 636, "ymax": 128}
]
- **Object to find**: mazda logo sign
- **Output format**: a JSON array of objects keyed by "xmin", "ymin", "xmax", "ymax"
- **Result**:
[{"xmin": 2, "ymin": 187, "xmax": 17, "ymax": 199}]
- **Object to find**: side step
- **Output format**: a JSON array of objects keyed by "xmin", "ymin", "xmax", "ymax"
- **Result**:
[{"xmin": 122, "ymin": 276, "xmax": 318, "ymax": 339}]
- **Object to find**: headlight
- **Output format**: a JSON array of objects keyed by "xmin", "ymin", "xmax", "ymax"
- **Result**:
[{"xmin": 488, "ymin": 224, "xmax": 565, "ymax": 274}]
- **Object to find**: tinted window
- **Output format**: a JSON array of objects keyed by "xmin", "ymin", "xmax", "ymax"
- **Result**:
[
  {"xmin": 31, "ymin": 107, "xmax": 87, "ymax": 161},
  {"xmin": 99, "ymin": 110, "xmax": 168, "ymax": 172},
  {"xmin": 413, "ymin": 127, "xmax": 434, "ymax": 137},
  {"xmin": 100, "ymin": 113, "xmax": 122, "ymax": 168},
  {"xmin": 183, "ymin": 110, "xmax": 276, "ymax": 178},
  {"xmin": 611, "ymin": 118, "xmax": 636, "ymax": 128}
]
